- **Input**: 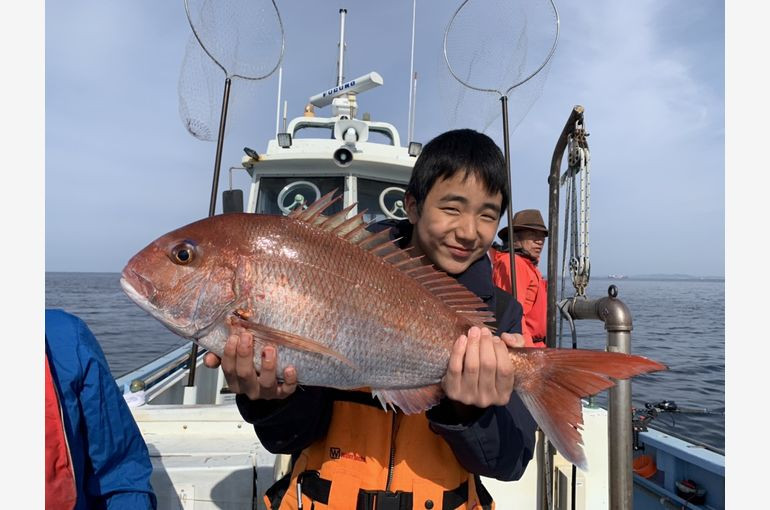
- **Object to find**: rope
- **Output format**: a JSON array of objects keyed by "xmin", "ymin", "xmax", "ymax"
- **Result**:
[
  {"xmin": 558, "ymin": 173, "xmax": 573, "ymax": 349},
  {"xmin": 559, "ymin": 121, "xmax": 591, "ymax": 298},
  {"xmin": 557, "ymin": 122, "xmax": 590, "ymax": 354}
]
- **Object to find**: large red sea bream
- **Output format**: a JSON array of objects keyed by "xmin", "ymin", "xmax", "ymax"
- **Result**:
[{"xmin": 121, "ymin": 191, "xmax": 665, "ymax": 469}]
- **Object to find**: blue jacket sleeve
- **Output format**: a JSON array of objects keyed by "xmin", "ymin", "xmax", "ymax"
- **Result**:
[
  {"xmin": 47, "ymin": 310, "xmax": 158, "ymax": 509},
  {"xmin": 76, "ymin": 327, "xmax": 158, "ymax": 509}
]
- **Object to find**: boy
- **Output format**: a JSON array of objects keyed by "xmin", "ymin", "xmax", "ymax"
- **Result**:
[{"xmin": 206, "ymin": 129, "xmax": 537, "ymax": 509}]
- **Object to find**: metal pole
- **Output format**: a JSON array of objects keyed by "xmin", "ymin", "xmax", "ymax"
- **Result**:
[
  {"xmin": 608, "ymin": 331, "xmax": 634, "ymax": 509},
  {"xmin": 409, "ymin": 72, "xmax": 418, "ymax": 143},
  {"xmin": 537, "ymin": 105, "xmax": 584, "ymax": 508},
  {"xmin": 209, "ymin": 77, "xmax": 232, "ymax": 217},
  {"xmin": 500, "ymin": 95, "xmax": 517, "ymax": 301},
  {"xmin": 546, "ymin": 105, "xmax": 584, "ymax": 348},
  {"xmin": 187, "ymin": 75, "xmax": 232, "ymax": 388},
  {"xmin": 565, "ymin": 287, "xmax": 635, "ymax": 510},
  {"xmin": 337, "ymin": 9, "xmax": 347, "ymax": 86},
  {"xmin": 407, "ymin": 0, "xmax": 417, "ymax": 142},
  {"xmin": 275, "ymin": 66, "xmax": 283, "ymax": 136}
]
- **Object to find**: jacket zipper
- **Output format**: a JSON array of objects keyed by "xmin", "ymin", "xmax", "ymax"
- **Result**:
[{"xmin": 385, "ymin": 411, "xmax": 397, "ymax": 492}]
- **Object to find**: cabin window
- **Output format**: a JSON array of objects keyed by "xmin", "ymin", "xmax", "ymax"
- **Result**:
[
  {"xmin": 256, "ymin": 177, "xmax": 345, "ymax": 216},
  {"xmin": 356, "ymin": 178, "xmax": 408, "ymax": 223}
]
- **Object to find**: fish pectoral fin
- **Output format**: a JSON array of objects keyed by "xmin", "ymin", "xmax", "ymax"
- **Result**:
[
  {"xmin": 372, "ymin": 385, "xmax": 444, "ymax": 415},
  {"xmin": 234, "ymin": 318, "xmax": 357, "ymax": 369}
]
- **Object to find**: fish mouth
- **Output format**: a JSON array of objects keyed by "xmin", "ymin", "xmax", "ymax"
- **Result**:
[
  {"xmin": 119, "ymin": 271, "xmax": 197, "ymax": 338},
  {"xmin": 121, "ymin": 268, "xmax": 157, "ymax": 302}
]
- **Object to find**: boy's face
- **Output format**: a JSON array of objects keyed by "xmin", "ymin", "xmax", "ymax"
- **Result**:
[{"xmin": 405, "ymin": 171, "xmax": 502, "ymax": 275}]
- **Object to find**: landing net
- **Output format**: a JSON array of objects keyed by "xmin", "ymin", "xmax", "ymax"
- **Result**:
[
  {"xmin": 441, "ymin": 0, "xmax": 559, "ymax": 133},
  {"xmin": 178, "ymin": 0, "xmax": 285, "ymax": 140}
]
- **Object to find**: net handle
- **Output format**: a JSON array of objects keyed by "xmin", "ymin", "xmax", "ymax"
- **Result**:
[
  {"xmin": 184, "ymin": 0, "xmax": 286, "ymax": 81},
  {"xmin": 442, "ymin": 0, "xmax": 560, "ymax": 96}
]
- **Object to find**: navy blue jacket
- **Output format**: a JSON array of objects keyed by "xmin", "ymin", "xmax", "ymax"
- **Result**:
[
  {"xmin": 46, "ymin": 309, "xmax": 157, "ymax": 509},
  {"xmin": 236, "ymin": 220, "xmax": 537, "ymax": 481}
]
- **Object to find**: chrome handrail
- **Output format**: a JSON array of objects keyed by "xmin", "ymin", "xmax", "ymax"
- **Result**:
[
  {"xmin": 127, "ymin": 348, "xmax": 206, "ymax": 393},
  {"xmin": 561, "ymin": 286, "xmax": 634, "ymax": 510}
]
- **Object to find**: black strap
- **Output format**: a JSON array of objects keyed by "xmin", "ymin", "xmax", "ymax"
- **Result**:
[
  {"xmin": 473, "ymin": 475, "xmax": 494, "ymax": 510},
  {"xmin": 265, "ymin": 470, "xmax": 292, "ymax": 510},
  {"xmin": 297, "ymin": 471, "xmax": 331, "ymax": 505},
  {"xmin": 277, "ymin": 475, "xmax": 483, "ymax": 510},
  {"xmin": 441, "ymin": 478, "xmax": 492, "ymax": 510},
  {"xmin": 441, "ymin": 481, "xmax": 467, "ymax": 510},
  {"xmin": 354, "ymin": 481, "xmax": 480, "ymax": 510},
  {"xmin": 357, "ymin": 489, "xmax": 414, "ymax": 510}
]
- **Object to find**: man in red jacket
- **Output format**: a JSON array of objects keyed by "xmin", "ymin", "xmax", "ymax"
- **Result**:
[{"xmin": 491, "ymin": 209, "xmax": 548, "ymax": 347}]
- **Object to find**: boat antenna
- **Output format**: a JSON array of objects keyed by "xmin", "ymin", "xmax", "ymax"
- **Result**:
[
  {"xmin": 409, "ymin": 72, "xmax": 418, "ymax": 144},
  {"xmin": 337, "ymin": 9, "xmax": 347, "ymax": 86},
  {"xmin": 182, "ymin": 0, "xmax": 285, "ymax": 393},
  {"xmin": 407, "ymin": 0, "xmax": 417, "ymax": 142},
  {"xmin": 275, "ymin": 66, "xmax": 283, "ymax": 136},
  {"xmin": 443, "ymin": 0, "xmax": 559, "ymax": 302}
]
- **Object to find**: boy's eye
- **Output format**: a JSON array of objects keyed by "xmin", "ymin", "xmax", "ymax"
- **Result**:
[{"xmin": 442, "ymin": 207, "xmax": 460, "ymax": 215}]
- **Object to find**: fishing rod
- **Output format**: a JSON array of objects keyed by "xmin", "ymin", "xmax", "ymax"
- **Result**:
[
  {"xmin": 632, "ymin": 399, "xmax": 724, "ymax": 452},
  {"xmin": 641, "ymin": 400, "xmax": 723, "ymax": 416}
]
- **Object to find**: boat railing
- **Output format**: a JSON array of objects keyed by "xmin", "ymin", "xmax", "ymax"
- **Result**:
[
  {"xmin": 286, "ymin": 116, "xmax": 401, "ymax": 147},
  {"xmin": 116, "ymin": 344, "xmax": 206, "ymax": 395},
  {"xmin": 561, "ymin": 286, "xmax": 636, "ymax": 510}
]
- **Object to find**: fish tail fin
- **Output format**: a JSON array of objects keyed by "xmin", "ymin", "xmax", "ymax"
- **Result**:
[{"xmin": 512, "ymin": 348, "xmax": 666, "ymax": 470}]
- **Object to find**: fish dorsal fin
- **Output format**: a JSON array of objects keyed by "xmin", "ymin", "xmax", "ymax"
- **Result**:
[{"xmin": 292, "ymin": 189, "xmax": 495, "ymax": 329}]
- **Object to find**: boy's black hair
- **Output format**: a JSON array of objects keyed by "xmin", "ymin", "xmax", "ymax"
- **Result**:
[{"xmin": 406, "ymin": 128, "xmax": 509, "ymax": 214}]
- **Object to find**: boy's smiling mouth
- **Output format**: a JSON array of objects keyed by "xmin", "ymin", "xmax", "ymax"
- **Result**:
[{"xmin": 446, "ymin": 244, "xmax": 475, "ymax": 259}]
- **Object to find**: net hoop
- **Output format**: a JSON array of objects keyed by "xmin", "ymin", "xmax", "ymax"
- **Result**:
[
  {"xmin": 184, "ymin": 0, "xmax": 285, "ymax": 81},
  {"xmin": 442, "ymin": 0, "xmax": 560, "ymax": 96}
]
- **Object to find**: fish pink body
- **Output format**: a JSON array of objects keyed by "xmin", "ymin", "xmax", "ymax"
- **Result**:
[{"xmin": 121, "ymin": 192, "xmax": 665, "ymax": 468}]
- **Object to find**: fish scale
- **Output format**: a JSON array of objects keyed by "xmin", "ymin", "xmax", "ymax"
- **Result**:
[
  {"xmin": 244, "ymin": 222, "xmax": 461, "ymax": 388},
  {"xmin": 121, "ymin": 190, "xmax": 666, "ymax": 469}
]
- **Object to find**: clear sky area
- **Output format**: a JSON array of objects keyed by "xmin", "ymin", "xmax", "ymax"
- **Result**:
[{"xmin": 42, "ymin": 1, "xmax": 725, "ymax": 277}]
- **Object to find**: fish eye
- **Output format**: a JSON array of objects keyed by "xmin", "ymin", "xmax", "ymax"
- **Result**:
[{"xmin": 170, "ymin": 243, "xmax": 196, "ymax": 265}]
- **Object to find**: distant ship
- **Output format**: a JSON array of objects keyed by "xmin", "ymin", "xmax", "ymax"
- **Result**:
[{"xmin": 608, "ymin": 274, "xmax": 628, "ymax": 279}]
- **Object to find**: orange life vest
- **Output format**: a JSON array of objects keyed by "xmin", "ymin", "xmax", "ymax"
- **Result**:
[
  {"xmin": 490, "ymin": 249, "xmax": 547, "ymax": 347},
  {"xmin": 265, "ymin": 391, "xmax": 494, "ymax": 510},
  {"xmin": 45, "ymin": 354, "xmax": 77, "ymax": 510}
]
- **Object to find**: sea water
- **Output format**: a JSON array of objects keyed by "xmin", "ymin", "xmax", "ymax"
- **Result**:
[{"xmin": 45, "ymin": 272, "xmax": 725, "ymax": 451}]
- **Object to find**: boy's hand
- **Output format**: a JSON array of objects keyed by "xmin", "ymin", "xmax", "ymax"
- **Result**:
[
  {"xmin": 442, "ymin": 326, "xmax": 515, "ymax": 408},
  {"xmin": 203, "ymin": 326, "xmax": 297, "ymax": 401},
  {"xmin": 500, "ymin": 332, "xmax": 526, "ymax": 348}
]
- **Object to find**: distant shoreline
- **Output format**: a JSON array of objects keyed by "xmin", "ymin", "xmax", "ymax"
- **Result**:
[{"xmin": 596, "ymin": 276, "xmax": 724, "ymax": 283}]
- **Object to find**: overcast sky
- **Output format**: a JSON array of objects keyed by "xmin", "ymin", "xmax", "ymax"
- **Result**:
[{"xmin": 44, "ymin": 1, "xmax": 724, "ymax": 277}]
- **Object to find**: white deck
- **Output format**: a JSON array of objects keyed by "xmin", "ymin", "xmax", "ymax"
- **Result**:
[{"xmin": 131, "ymin": 403, "xmax": 281, "ymax": 510}]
